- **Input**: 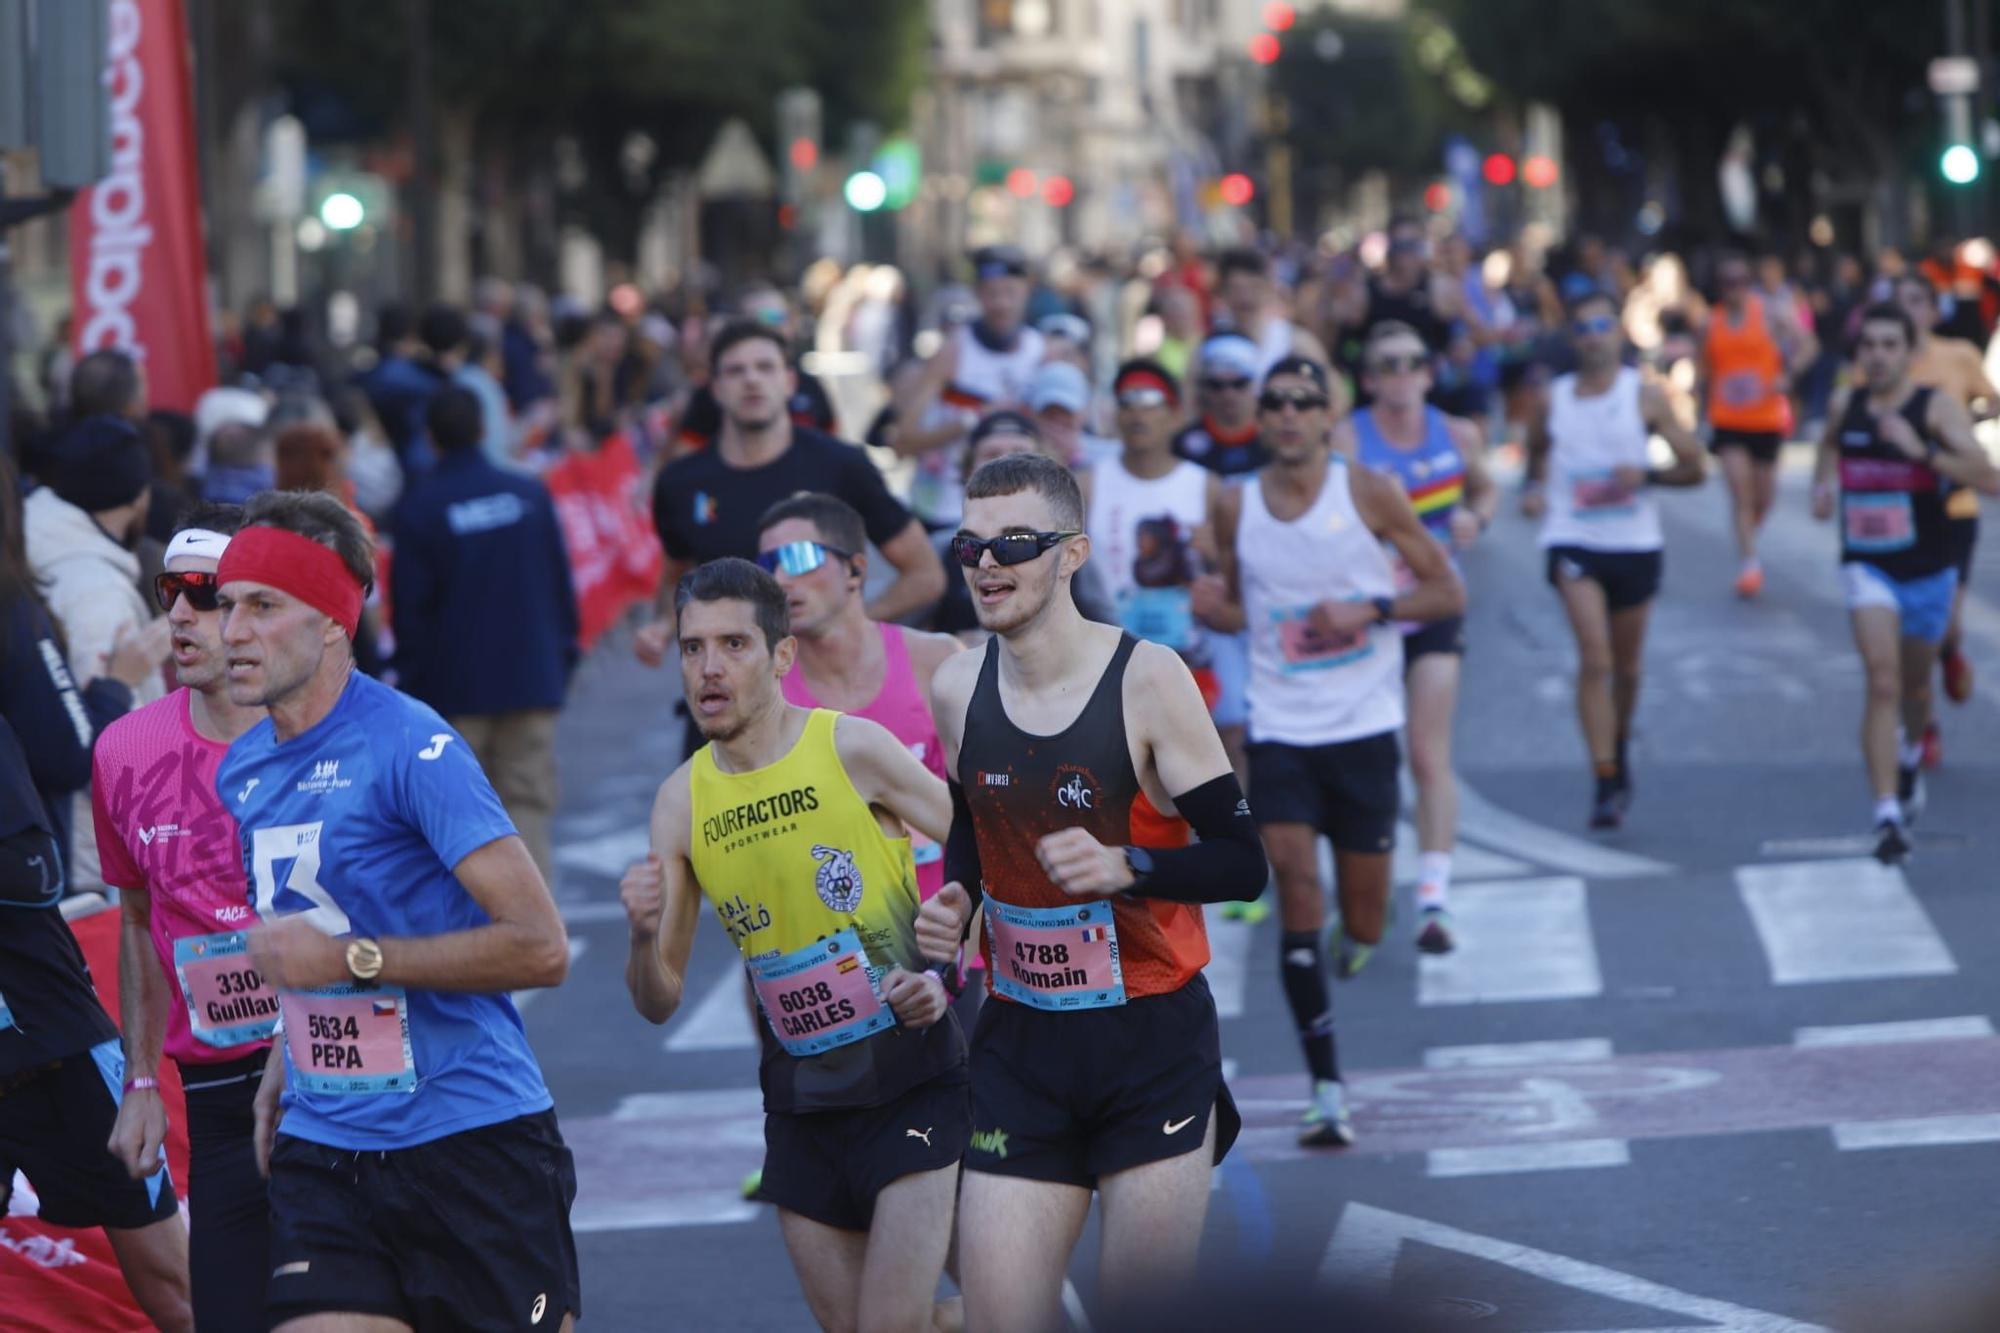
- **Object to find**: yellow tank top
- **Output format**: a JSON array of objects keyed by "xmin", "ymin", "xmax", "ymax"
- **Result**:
[{"xmin": 688, "ymin": 708, "xmax": 924, "ymax": 975}]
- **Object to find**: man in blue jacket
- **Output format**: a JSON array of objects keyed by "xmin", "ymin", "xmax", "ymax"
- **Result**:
[{"xmin": 392, "ymin": 386, "xmax": 579, "ymax": 883}]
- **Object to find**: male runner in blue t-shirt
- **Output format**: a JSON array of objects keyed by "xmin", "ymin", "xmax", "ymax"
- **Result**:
[{"xmin": 215, "ymin": 490, "xmax": 579, "ymax": 1333}]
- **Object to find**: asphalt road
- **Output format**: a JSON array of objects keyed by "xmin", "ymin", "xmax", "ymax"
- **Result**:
[{"xmin": 527, "ymin": 451, "xmax": 2000, "ymax": 1331}]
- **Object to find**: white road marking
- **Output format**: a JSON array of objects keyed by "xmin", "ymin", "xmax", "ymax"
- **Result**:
[
  {"xmin": 1794, "ymin": 1016, "xmax": 1993, "ymax": 1048},
  {"xmin": 1418, "ymin": 878, "xmax": 1601, "ymax": 1007},
  {"xmin": 664, "ymin": 964, "xmax": 757, "ymax": 1052},
  {"xmin": 512, "ymin": 939, "xmax": 588, "ymax": 1011},
  {"xmin": 1453, "ymin": 777, "xmax": 1672, "ymax": 879},
  {"xmin": 1737, "ymin": 860, "xmax": 1955, "ymax": 985},
  {"xmin": 1426, "ymin": 1138, "xmax": 1630, "ymax": 1178},
  {"xmin": 558, "ymin": 899, "xmax": 636, "ymax": 926},
  {"xmin": 574, "ymin": 1191, "xmax": 760, "ymax": 1233},
  {"xmin": 1425, "ymin": 1037, "xmax": 1613, "ymax": 1069},
  {"xmin": 1319, "ymin": 1203, "xmax": 1831, "ymax": 1331},
  {"xmin": 1391, "ymin": 819, "xmax": 1531, "ymax": 886},
  {"xmin": 1205, "ymin": 916, "xmax": 1252, "ymax": 1019},
  {"xmin": 1833, "ymin": 1113, "xmax": 2000, "ymax": 1152},
  {"xmin": 554, "ymin": 825, "xmax": 650, "ymax": 881}
]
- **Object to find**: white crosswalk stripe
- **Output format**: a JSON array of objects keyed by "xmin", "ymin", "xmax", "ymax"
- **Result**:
[
  {"xmin": 663, "ymin": 963, "xmax": 756, "ymax": 1052},
  {"xmin": 1737, "ymin": 859, "xmax": 1956, "ymax": 985},
  {"xmin": 1418, "ymin": 877, "xmax": 1601, "ymax": 1007}
]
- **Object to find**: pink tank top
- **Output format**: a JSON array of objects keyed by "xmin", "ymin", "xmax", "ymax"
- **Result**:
[
  {"xmin": 90, "ymin": 690, "xmax": 273, "ymax": 1066},
  {"xmin": 782, "ymin": 624, "xmax": 947, "ymax": 899}
]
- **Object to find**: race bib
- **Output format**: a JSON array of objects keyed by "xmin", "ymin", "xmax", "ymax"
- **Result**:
[
  {"xmin": 748, "ymin": 928, "xmax": 893, "ymax": 1058},
  {"xmin": 1718, "ymin": 369, "xmax": 1769, "ymax": 408},
  {"xmin": 280, "ymin": 983, "xmax": 417, "ymax": 1095},
  {"xmin": 1119, "ymin": 586, "xmax": 1196, "ymax": 650},
  {"xmin": 1570, "ymin": 470, "xmax": 1635, "ymax": 515},
  {"xmin": 0, "ymin": 986, "xmax": 12, "ymax": 1033},
  {"xmin": 987, "ymin": 900, "xmax": 1125, "ymax": 1011},
  {"xmin": 1272, "ymin": 604, "xmax": 1372, "ymax": 674},
  {"xmin": 173, "ymin": 932, "xmax": 280, "ymax": 1048},
  {"xmin": 1844, "ymin": 493, "xmax": 1915, "ymax": 552}
]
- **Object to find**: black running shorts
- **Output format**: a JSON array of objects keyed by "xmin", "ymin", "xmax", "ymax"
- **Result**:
[
  {"xmin": 1403, "ymin": 616, "xmax": 1466, "ymax": 663},
  {"xmin": 0, "ymin": 1040, "xmax": 179, "ymax": 1230},
  {"xmin": 1247, "ymin": 730, "xmax": 1400, "ymax": 853},
  {"xmin": 965, "ymin": 974, "xmax": 1239, "ymax": 1188},
  {"xmin": 179, "ymin": 1051, "xmax": 273, "ymax": 1333},
  {"xmin": 265, "ymin": 1110, "xmax": 580, "ymax": 1332},
  {"xmin": 1710, "ymin": 428, "xmax": 1783, "ymax": 463},
  {"xmin": 1546, "ymin": 545, "xmax": 1664, "ymax": 613},
  {"xmin": 1946, "ymin": 514, "xmax": 1978, "ymax": 585},
  {"xmin": 755, "ymin": 1072, "xmax": 970, "ymax": 1231}
]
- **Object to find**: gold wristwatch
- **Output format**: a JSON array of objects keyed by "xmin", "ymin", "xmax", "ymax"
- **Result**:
[{"xmin": 345, "ymin": 937, "xmax": 385, "ymax": 982}]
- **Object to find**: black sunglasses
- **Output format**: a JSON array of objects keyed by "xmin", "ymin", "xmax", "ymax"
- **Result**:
[
  {"xmin": 1201, "ymin": 376, "xmax": 1252, "ymax": 392},
  {"xmin": 1367, "ymin": 354, "xmax": 1428, "ymax": 375},
  {"xmin": 1259, "ymin": 388, "xmax": 1330, "ymax": 413},
  {"xmin": 949, "ymin": 530, "xmax": 1079, "ymax": 568},
  {"xmin": 154, "ymin": 570, "xmax": 220, "ymax": 613}
]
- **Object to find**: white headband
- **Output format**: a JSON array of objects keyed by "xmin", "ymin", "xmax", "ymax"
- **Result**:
[{"xmin": 164, "ymin": 528, "xmax": 232, "ymax": 566}]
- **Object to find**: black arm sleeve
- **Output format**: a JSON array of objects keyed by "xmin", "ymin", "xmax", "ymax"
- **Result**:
[
  {"xmin": 1127, "ymin": 771, "xmax": 1269, "ymax": 904},
  {"xmin": 943, "ymin": 778, "xmax": 984, "ymax": 916}
]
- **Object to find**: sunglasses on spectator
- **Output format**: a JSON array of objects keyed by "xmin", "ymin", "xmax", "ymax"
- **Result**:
[
  {"xmin": 1116, "ymin": 387, "xmax": 1172, "ymax": 410},
  {"xmin": 754, "ymin": 541, "xmax": 852, "ymax": 577},
  {"xmin": 1200, "ymin": 376, "xmax": 1252, "ymax": 392},
  {"xmin": 154, "ymin": 571, "xmax": 220, "ymax": 613},
  {"xmin": 949, "ymin": 531, "xmax": 1079, "ymax": 568},
  {"xmin": 1367, "ymin": 354, "xmax": 1428, "ymax": 375},
  {"xmin": 1258, "ymin": 388, "xmax": 1331, "ymax": 413},
  {"xmin": 1571, "ymin": 314, "xmax": 1619, "ymax": 336}
]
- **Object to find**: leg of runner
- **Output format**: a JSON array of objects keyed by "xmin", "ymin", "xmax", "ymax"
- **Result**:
[
  {"xmin": 101, "ymin": 1217, "xmax": 193, "ymax": 1333},
  {"xmin": 854, "ymin": 1165, "xmax": 960, "ymax": 1332},
  {"xmin": 272, "ymin": 1316, "xmax": 411, "ymax": 1332},
  {"xmin": 1094, "ymin": 1115, "xmax": 1217, "ymax": 1315},
  {"xmin": 1896, "ymin": 633, "xmax": 1939, "ymax": 821},
  {"xmin": 1332, "ymin": 848, "xmax": 1392, "ymax": 966},
  {"xmin": 1608, "ymin": 597, "xmax": 1653, "ymax": 813},
  {"xmin": 1718, "ymin": 446, "xmax": 1762, "ymax": 592},
  {"xmin": 1405, "ymin": 653, "xmax": 1459, "ymax": 954},
  {"xmin": 1555, "ymin": 572, "xmax": 1621, "ymax": 827},
  {"xmin": 1747, "ymin": 455, "xmax": 1779, "ymax": 588},
  {"xmin": 956, "ymin": 1175, "xmax": 1093, "ymax": 1333},
  {"xmin": 1266, "ymin": 823, "xmax": 1350, "ymax": 1147},
  {"xmin": 1852, "ymin": 606, "xmax": 1910, "ymax": 864},
  {"xmin": 777, "ymin": 1212, "xmax": 868, "ymax": 1331}
]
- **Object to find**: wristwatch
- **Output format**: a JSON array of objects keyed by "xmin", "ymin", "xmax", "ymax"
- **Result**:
[
  {"xmin": 345, "ymin": 937, "xmax": 385, "ymax": 982},
  {"xmin": 1122, "ymin": 845, "xmax": 1155, "ymax": 889},
  {"xmin": 1371, "ymin": 595, "xmax": 1396, "ymax": 625}
]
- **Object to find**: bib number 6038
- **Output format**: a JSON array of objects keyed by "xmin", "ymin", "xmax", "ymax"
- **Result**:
[{"xmin": 250, "ymin": 822, "xmax": 351, "ymax": 934}]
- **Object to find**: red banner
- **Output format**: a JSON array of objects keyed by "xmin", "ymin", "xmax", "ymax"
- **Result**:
[
  {"xmin": 545, "ymin": 434, "xmax": 666, "ymax": 650},
  {"xmin": 2, "ymin": 904, "xmax": 192, "ymax": 1332},
  {"xmin": 68, "ymin": 0, "xmax": 217, "ymax": 414}
]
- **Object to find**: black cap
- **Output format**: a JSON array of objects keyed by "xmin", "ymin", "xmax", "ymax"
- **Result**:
[
  {"xmin": 969, "ymin": 409, "xmax": 1040, "ymax": 445},
  {"xmin": 1263, "ymin": 354, "xmax": 1331, "ymax": 394},
  {"xmin": 970, "ymin": 244, "xmax": 1030, "ymax": 281},
  {"xmin": 49, "ymin": 415, "xmax": 152, "ymax": 513}
]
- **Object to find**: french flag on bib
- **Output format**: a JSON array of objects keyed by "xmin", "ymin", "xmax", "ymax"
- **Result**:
[{"xmin": 1080, "ymin": 926, "xmax": 1108, "ymax": 943}]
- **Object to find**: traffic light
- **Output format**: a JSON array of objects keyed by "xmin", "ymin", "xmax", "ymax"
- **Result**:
[
  {"xmin": 1942, "ymin": 143, "xmax": 1980, "ymax": 185},
  {"xmin": 319, "ymin": 192, "xmax": 365, "ymax": 231},
  {"xmin": 1522, "ymin": 155, "xmax": 1560, "ymax": 189},
  {"xmin": 1247, "ymin": 32, "xmax": 1280, "ymax": 64},
  {"xmin": 1041, "ymin": 175, "xmax": 1075, "ymax": 208},
  {"xmin": 1482, "ymin": 153, "xmax": 1516, "ymax": 187},
  {"xmin": 843, "ymin": 170, "xmax": 887, "ymax": 212},
  {"xmin": 1220, "ymin": 173, "xmax": 1255, "ymax": 207}
]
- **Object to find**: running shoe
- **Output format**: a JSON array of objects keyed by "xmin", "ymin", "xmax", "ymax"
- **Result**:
[
  {"xmin": 1589, "ymin": 776, "xmax": 1622, "ymax": 830},
  {"xmin": 1873, "ymin": 818, "xmax": 1912, "ymax": 867},
  {"xmin": 1222, "ymin": 896, "xmax": 1271, "ymax": 924},
  {"xmin": 1298, "ymin": 1079, "xmax": 1356, "ymax": 1148},
  {"xmin": 1921, "ymin": 722, "xmax": 1943, "ymax": 771},
  {"xmin": 1333, "ymin": 930, "xmax": 1376, "ymax": 980},
  {"xmin": 1898, "ymin": 763, "xmax": 1926, "ymax": 823},
  {"xmin": 1733, "ymin": 563, "xmax": 1764, "ymax": 599},
  {"xmin": 1943, "ymin": 647, "xmax": 1974, "ymax": 704},
  {"xmin": 1414, "ymin": 906, "xmax": 1456, "ymax": 955},
  {"xmin": 740, "ymin": 1168, "xmax": 762, "ymax": 1201}
]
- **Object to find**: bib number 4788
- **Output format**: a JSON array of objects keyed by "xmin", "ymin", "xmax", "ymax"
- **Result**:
[{"xmin": 250, "ymin": 821, "xmax": 351, "ymax": 934}]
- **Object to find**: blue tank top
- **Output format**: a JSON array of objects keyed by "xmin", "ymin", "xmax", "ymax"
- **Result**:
[{"xmin": 1352, "ymin": 407, "xmax": 1466, "ymax": 546}]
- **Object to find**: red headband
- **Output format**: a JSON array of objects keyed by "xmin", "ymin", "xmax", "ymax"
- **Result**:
[
  {"xmin": 216, "ymin": 526, "xmax": 364, "ymax": 638},
  {"xmin": 1115, "ymin": 368, "xmax": 1179, "ymax": 406}
]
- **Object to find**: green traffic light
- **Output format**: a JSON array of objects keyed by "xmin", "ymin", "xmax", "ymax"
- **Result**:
[
  {"xmin": 844, "ymin": 170, "xmax": 888, "ymax": 212},
  {"xmin": 1942, "ymin": 144, "xmax": 1981, "ymax": 186}
]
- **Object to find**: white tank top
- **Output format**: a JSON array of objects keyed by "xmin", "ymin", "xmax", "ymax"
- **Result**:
[
  {"xmin": 1540, "ymin": 367, "xmax": 1662, "ymax": 552},
  {"xmin": 1239, "ymin": 454, "xmax": 1405, "ymax": 746},
  {"xmin": 1086, "ymin": 456, "xmax": 1210, "ymax": 661},
  {"xmin": 911, "ymin": 324, "xmax": 1049, "ymax": 525}
]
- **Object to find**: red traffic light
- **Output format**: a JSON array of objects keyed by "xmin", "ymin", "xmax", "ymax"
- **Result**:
[
  {"xmin": 1248, "ymin": 32, "xmax": 1280, "ymax": 64},
  {"xmin": 1523, "ymin": 154, "xmax": 1560, "ymax": 189},
  {"xmin": 788, "ymin": 137, "xmax": 818, "ymax": 172},
  {"xmin": 1482, "ymin": 153, "xmax": 1516, "ymax": 187},
  {"xmin": 1041, "ymin": 175, "xmax": 1075, "ymax": 207},
  {"xmin": 1005, "ymin": 167, "xmax": 1038, "ymax": 198},
  {"xmin": 1263, "ymin": 3, "xmax": 1296, "ymax": 30},
  {"xmin": 1220, "ymin": 173, "xmax": 1256, "ymax": 207},
  {"xmin": 1423, "ymin": 181, "xmax": 1451, "ymax": 212}
]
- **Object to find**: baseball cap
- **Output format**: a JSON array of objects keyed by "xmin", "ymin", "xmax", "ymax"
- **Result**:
[
  {"xmin": 1027, "ymin": 361, "xmax": 1091, "ymax": 416},
  {"xmin": 1197, "ymin": 334, "xmax": 1262, "ymax": 381},
  {"xmin": 971, "ymin": 244, "xmax": 1030, "ymax": 281}
]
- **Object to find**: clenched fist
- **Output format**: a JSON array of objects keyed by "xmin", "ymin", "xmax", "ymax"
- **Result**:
[{"xmin": 916, "ymin": 882, "xmax": 972, "ymax": 963}]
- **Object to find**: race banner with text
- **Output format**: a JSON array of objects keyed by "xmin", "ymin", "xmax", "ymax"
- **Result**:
[
  {"xmin": 68, "ymin": 0, "xmax": 217, "ymax": 414},
  {"xmin": 545, "ymin": 433, "xmax": 666, "ymax": 650}
]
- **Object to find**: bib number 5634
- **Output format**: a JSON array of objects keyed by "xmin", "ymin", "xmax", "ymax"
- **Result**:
[{"xmin": 251, "ymin": 822, "xmax": 351, "ymax": 934}]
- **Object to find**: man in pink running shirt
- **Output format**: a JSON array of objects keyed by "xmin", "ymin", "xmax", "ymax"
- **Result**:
[{"xmin": 97, "ymin": 504, "xmax": 274, "ymax": 1333}]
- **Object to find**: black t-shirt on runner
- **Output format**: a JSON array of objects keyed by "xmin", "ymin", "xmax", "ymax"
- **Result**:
[
  {"xmin": 651, "ymin": 426, "xmax": 914, "ymax": 567},
  {"xmin": 0, "ymin": 718, "xmax": 117, "ymax": 1077}
]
